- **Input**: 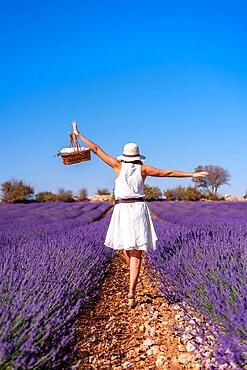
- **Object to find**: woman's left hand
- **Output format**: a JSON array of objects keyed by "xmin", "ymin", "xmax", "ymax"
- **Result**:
[{"xmin": 192, "ymin": 171, "xmax": 209, "ymax": 178}]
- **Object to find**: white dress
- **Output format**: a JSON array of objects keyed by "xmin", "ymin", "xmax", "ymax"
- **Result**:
[{"xmin": 104, "ymin": 162, "xmax": 158, "ymax": 251}]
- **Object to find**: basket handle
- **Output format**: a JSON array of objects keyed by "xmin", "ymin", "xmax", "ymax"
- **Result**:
[{"xmin": 69, "ymin": 132, "xmax": 81, "ymax": 151}]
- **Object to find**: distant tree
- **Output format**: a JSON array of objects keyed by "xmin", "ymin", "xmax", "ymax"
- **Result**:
[
  {"xmin": 77, "ymin": 187, "xmax": 88, "ymax": 201},
  {"xmin": 164, "ymin": 186, "xmax": 225, "ymax": 201},
  {"xmin": 56, "ymin": 187, "xmax": 74, "ymax": 202},
  {"xmin": 1, "ymin": 179, "xmax": 34, "ymax": 203},
  {"xmin": 97, "ymin": 188, "xmax": 110, "ymax": 195},
  {"xmin": 244, "ymin": 190, "xmax": 247, "ymax": 199},
  {"xmin": 203, "ymin": 190, "xmax": 225, "ymax": 201},
  {"xmin": 192, "ymin": 165, "xmax": 230, "ymax": 195},
  {"xmin": 35, "ymin": 191, "xmax": 57, "ymax": 202},
  {"xmin": 164, "ymin": 185, "xmax": 204, "ymax": 201},
  {"xmin": 144, "ymin": 184, "xmax": 162, "ymax": 201}
]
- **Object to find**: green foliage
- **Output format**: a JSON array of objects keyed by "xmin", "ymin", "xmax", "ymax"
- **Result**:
[
  {"xmin": 164, "ymin": 186, "xmax": 225, "ymax": 201},
  {"xmin": 77, "ymin": 188, "xmax": 88, "ymax": 201},
  {"xmin": 192, "ymin": 164, "xmax": 230, "ymax": 194},
  {"xmin": 35, "ymin": 191, "xmax": 57, "ymax": 202},
  {"xmin": 1, "ymin": 179, "xmax": 34, "ymax": 203},
  {"xmin": 56, "ymin": 188, "xmax": 74, "ymax": 202},
  {"xmin": 203, "ymin": 190, "xmax": 225, "ymax": 201},
  {"xmin": 164, "ymin": 185, "xmax": 204, "ymax": 201},
  {"xmin": 144, "ymin": 184, "xmax": 162, "ymax": 201},
  {"xmin": 97, "ymin": 188, "xmax": 110, "ymax": 195}
]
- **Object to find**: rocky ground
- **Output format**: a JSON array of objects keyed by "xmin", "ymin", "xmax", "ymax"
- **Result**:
[{"xmin": 71, "ymin": 252, "xmax": 203, "ymax": 370}]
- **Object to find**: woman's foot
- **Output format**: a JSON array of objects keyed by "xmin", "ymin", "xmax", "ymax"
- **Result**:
[{"xmin": 128, "ymin": 291, "xmax": 136, "ymax": 308}]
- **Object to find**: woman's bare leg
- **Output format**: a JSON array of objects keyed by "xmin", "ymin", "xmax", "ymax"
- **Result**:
[
  {"xmin": 122, "ymin": 250, "xmax": 130, "ymax": 267},
  {"xmin": 128, "ymin": 250, "xmax": 143, "ymax": 293}
]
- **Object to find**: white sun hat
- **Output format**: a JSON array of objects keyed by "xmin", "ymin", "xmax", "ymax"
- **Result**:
[{"xmin": 117, "ymin": 143, "xmax": 146, "ymax": 162}]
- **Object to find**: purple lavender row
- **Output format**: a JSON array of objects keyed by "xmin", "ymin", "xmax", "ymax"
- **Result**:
[
  {"xmin": 148, "ymin": 201, "xmax": 247, "ymax": 225},
  {"xmin": 0, "ymin": 214, "xmax": 114, "ymax": 369},
  {"xmin": 0, "ymin": 203, "xmax": 113, "ymax": 242},
  {"xmin": 0, "ymin": 202, "xmax": 111, "ymax": 227},
  {"xmin": 146, "ymin": 202, "xmax": 247, "ymax": 367}
]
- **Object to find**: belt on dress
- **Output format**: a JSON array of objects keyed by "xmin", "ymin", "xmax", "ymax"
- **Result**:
[{"xmin": 114, "ymin": 197, "xmax": 145, "ymax": 204}]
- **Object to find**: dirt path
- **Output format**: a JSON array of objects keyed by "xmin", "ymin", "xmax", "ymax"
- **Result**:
[{"xmin": 71, "ymin": 252, "xmax": 201, "ymax": 370}]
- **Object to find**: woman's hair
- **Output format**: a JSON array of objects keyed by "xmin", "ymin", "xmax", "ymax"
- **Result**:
[{"xmin": 122, "ymin": 160, "xmax": 143, "ymax": 165}]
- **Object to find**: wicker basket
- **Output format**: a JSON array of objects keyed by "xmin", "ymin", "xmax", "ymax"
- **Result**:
[{"xmin": 60, "ymin": 133, "xmax": 91, "ymax": 165}]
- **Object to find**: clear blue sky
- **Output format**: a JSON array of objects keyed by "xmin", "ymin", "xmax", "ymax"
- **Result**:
[{"xmin": 1, "ymin": 0, "xmax": 246, "ymax": 197}]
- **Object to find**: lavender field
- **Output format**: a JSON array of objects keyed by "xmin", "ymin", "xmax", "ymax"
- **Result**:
[
  {"xmin": 0, "ymin": 202, "xmax": 114, "ymax": 369},
  {"xmin": 148, "ymin": 201, "xmax": 247, "ymax": 367},
  {"xmin": 0, "ymin": 201, "xmax": 246, "ymax": 369}
]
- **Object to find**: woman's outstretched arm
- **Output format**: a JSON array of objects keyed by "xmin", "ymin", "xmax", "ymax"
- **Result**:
[
  {"xmin": 142, "ymin": 165, "xmax": 208, "ymax": 179},
  {"xmin": 71, "ymin": 121, "xmax": 120, "ymax": 170}
]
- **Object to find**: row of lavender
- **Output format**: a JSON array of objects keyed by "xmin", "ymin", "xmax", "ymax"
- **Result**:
[
  {"xmin": 147, "ymin": 202, "xmax": 247, "ymax": 367},
  {"xmin": 0, "ymin": 203, "xmax": 114, "ymax": 369},
  {"xmin": 0, "ymin": 201, "xmax": 111, "ymax": 229},
  {"xmin": 0, "ymin": 201, "xmax": 111, "ymax": 245}
]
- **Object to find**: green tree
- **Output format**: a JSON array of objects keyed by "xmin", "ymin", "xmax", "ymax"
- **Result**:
[
  {"xmin": 164, "ymin": 186, "xmax": 225, "ymax": 201},
  {"xmin": 97, "ymin": 188, "xmax": 110, "ymax": 195},
  {"xmin": 164, "ymin": 185, "xmax": 204, "ymax": 201},
  {"xmin": 203, "ymin": 190, "xmax": 225, "ymax": 201},
  {"xmin": 192, "ymin": 164, "xmax": 230, "ymax": 195},
  {"xmin": 35, "ymin": 191, "xmax": 57, "ymax": 202},
  {"xmin": 77, "ymin": 187, "xmax": 88, "ymax": 201},
  {"xmin": 144, "ymin": 184, "xmax": 162, "ymax": 201},
  {"xmin": 1, "ymin": 179, "xmax": 34, "ymax": 203},
  {"xmin": 56, "ymin": 188, "xmax": 74, "ymax": 202}
]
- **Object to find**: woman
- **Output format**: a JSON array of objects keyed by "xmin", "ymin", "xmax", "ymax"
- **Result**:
[{"xmin": 71, "ymin": 121, "xmax": 208, "ymax": 308}]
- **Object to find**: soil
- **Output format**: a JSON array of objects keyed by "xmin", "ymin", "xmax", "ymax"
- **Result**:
[{"xmin": 71, "ymin": 252, "xmax": 200, "ymax": 370}]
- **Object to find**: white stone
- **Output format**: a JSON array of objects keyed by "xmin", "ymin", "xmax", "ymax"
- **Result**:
[
  {"xmin": 178, "ymin": 353, "xmax": 193, "ymax": 363},
  {"xmin": 150, "ymin": 326, "xmax": 156, "ymax": 336},
  {"xmin": 88, "ymin": 194, "xmax": 112, "ymax": 202},
  {"xmin": 155, "ymin": 354, "xmax": 166, "ymax": 367},
  {"xmin": 147, "ymin": 345, "xmax": 160, "ymax": 356},
  {"xmin": 152, "ymin": 345, "xmax": 160, "ymax": 355},
  {"xmin": 123, "ymin": 361, "xmax": 133, "ymax": 368},
  {"xmin": 186, "ymin": 342, "xmax": 196, "ymax": 352},
  {"xmin": 143, "ymin": 338, "xmax": 154, "ymax": 347},
  {"xmin": 224, "ymin": 194, "xmax": 239, "ymax": 202}
]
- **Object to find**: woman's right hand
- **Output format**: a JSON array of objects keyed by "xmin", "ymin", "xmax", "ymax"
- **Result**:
[{"xmin": 192, "ymin": 171, "xmax": 209, "ymax": 178}]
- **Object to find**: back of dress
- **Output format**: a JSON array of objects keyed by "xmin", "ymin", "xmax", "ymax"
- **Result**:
[{"xmin": 114, "ymin": 162, "xmax": 144, "ymax": 199}]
